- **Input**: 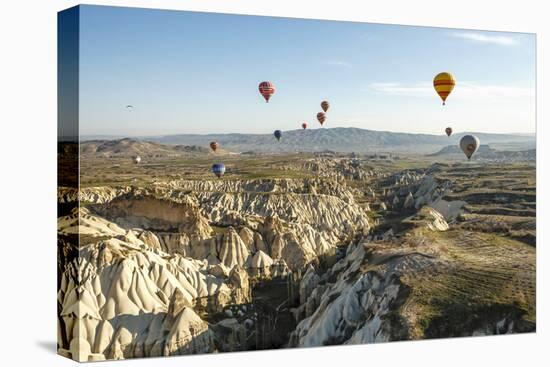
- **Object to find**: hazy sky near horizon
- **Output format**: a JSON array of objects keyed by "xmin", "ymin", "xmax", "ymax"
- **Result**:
[{"xmin": 76, "ymin": 5, "xmax": 536, "ymax": 136}]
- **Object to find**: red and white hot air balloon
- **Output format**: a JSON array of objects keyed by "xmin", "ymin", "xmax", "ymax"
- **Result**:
[
  {"xmin": 317, "ymin": 112, "xmax": 326, "ymax": 126},
  {"xmin": 258, "ymin": 81, "xmax": 275, "ymax": 103},
  {"xmin": 321, "ymin": 100, "xmax": 330, "ymax": 113},
  {"xmin": 302, "ymin": 123, "xmax": 307, "ymax": 130}
]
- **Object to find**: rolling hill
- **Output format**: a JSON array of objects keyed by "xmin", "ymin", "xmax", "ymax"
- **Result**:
[
  {"xmin": 80, "ymin": 138, "xmax": 210, "ymax": 157},
  {"xmin": 429, "ymin": 144, "xmax": 535, "ymax": 161}
]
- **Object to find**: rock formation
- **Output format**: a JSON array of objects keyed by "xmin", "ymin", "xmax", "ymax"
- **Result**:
[{"xmin": 59, "ymin": 154, "xmax": 535, "ymax": 360}]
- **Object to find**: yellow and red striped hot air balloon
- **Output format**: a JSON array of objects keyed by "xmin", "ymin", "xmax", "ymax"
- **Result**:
[{"xmin": 433, "ymin": 72, "xmax": 455, "ymax": 105}]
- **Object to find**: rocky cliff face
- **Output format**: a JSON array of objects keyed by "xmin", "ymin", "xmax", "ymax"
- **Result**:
[
  {"xmin": 290, "ymin": 210, "xmax": 535, "ymax": 346},
  {"xmin": 58, "ymin": 175, "xmax": 372, "ymax": 361},
  {"xmin": 59, "ymin": 178, "xmax": 370, "ymax": 273},
  {"xmin": 373, "ymin": 169, "xmax": 467, "ymax": 222},
  {"xmin": 57, "ymin": 208, "xmax": 248, "ymax": 361},
  {"xmin": 290, "ymin": 242, "xmax": 410, "ymax": 346}
]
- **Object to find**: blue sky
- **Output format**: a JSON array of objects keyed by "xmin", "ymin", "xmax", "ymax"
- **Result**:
[{"xmin": 77, "ymin": 5, "xmax": 536, "ymax": 136}]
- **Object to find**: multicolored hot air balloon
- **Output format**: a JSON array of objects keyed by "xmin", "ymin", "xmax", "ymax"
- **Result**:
[
  {"xmin": 459, "ymin": 135, "xmax": 480, "ymax": 160},
  {"xmin": 212, "ymin": 163, "xmax": 226, "ymax": 178},
  {"xmin": 210, "ymin": 141, "xmax": 219, "ymax": 152},
  {"xmin": 317, "ymin": 112, "xmax": 326, "ymax": 126},
  {"xmin": 433, "ymin": 72, "xmax": 455, "ymax": 105},
  {"xmin": 274, "ymin": 130, "xmax": 282, "ymax": 141},
  {"xmin": 302, "ymin": 123, "xmax": 307, "ymax": 130},
  {"xmin": 321, "ymin": 100, "xmax": 330, "ymax": 113},
  {"xmin": 445, "ymin": 127, "xmax": 453, "ymax": 137},
  {"xmin": 258, "ymin": 81, "xmax": 275, "ymax": 103}
]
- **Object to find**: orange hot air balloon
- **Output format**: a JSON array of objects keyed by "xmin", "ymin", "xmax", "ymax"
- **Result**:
[
  {"xmin": 433, "ymin": 72, "xmax": 455, "ymax": 105},
  {"xmin": 210, "ymin": 141, "xmax": 219, "ymax": 152},
  {"xmin": 302, "ymin": 123, "xmax": 307, "ymax": 130},
  {"xmin": 321, "ymin": 100, "xmax": 330, "ymax": 113},
  {"xmin": 445, "ymin": 127, "xmax": 453, "ymax": 137},
  {"xmin": 258, "ymin": 81, "xmax": 275, "ymax": 103},
  {"xmin": 317, "ymin": 112, "xmax": 326, "ymax": 126}
]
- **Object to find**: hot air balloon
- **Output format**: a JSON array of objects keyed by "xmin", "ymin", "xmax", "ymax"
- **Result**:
[
  {"xmin": 433, "ymin": 72, "xmax": 455, "ymax": 105},
  {"xmin": 302, "ymin": 123, "xmax": 307, "ymax": 130},
  {"xmin": 210, "ymin": 141, "xmax": 219, "ymax": 152},
  {"xmin": 459, "ymin": 135, "xmax": 480, "ymax": 160},
  {"xmin": 317, "ymin": 112, "xmax": 326, "ymax": 126},
  {"xmin": 321, "ymin": 100, "xmax": 330, "ymax": 113},
  {"xmin": 212, "ymin": 163, "xmax": 226, "ymax": 178},
  {"xmin": 258, "ymin": 81, "xmax": 275, "ymax": 103},
  {"xmin": 133, "ymin": 155, "xmax": 141, "ymax": 164},
  {"xmin": 445, "ymin": 127, "xmax": 453, "ymax": 137},
  {"xmin": 274, "ymin": 130, "xmax": 282, "ymax": 141}
]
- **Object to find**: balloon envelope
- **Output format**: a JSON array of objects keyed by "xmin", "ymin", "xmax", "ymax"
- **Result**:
[
  {"xmin": 433, "ymin": 72, "xmax": 455, "ymax": 105},
  {"xmin": 212, "ymin": 163, "xmax": 226, "ymax": 178},
  {"xmin": 258, "ymin": 81, "xmax": 275, "ymax": 103},
  {"xmin": 321, "ymin": 101, "xmax": 330, "ymax": 113},
  {"xmin": 445, "ymin": 127, "xmax": 453, "ymax": 137},
  {"xmin": 317, "ymin": 112, "xmax": 326, "ymax": 125},
  {"xmin": 302, "ymin": 123, "xmax": 307, "ymax": 130},
  {"xmin": 459, "ymin": 135, "xmax": 480, "ymax": 160},
  {"xmin": 274, "ymin": 130, "xmax": 282, "ymax": 141},
  {"xmin": 133, "ymin": 155, "xmax": 141, "ymax": 164},
  {"xmin": 210, "ymin": 141, "xmax": 219, "ymax": 152}
]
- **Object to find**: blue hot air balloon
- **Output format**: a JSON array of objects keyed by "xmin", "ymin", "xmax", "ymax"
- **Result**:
[
  {"xmin": 212, "ymin": 163, "xmax": 226, "ymax": 178},
  {"xmin": 274, "ymin": 130, "xmax": 282, "ymax": 141}
]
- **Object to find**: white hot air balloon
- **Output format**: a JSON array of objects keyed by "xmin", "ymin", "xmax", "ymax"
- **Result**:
[{"xmin": 459, "ymin": 135, "xmax": 480, "ymax": 160}]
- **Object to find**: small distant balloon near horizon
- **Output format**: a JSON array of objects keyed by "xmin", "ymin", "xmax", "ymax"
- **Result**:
[
  {"xmin": 210, "ymin": 141, "xmax": 219, "ymax": 152},
  {"xmin": 459, "ymin": 135, "xmax": 480, "ymax": 160},
  {"xmin": 445, "ymin": 127, "xmax": 453, "ymax": 137},
  {"xmin": 302, "ymin": 123, "xmax": 307, "ymax": 130},
  {"xmin": 317, "ymin": 112, "xmax": 326, "ymax": 126},
  {"xmin": 258, "ymin": 81, "xmax": 276, "ymax": 103},
  {"xmin": 212, "ymin": 163, "xmax": 226, "ymax": 178},
  {"xmin": 274, "ymin": 130, "xmax": 282, "ymax": 141},
  {"xmin": 321, "ymin": 100, "xmax": 330, "ymax": 113},
  {"xmin": 133, "ymin": 155, "xmax": 141, "ymax": 164},
  {"xmin": 433, "ymin": 72, "xmax": 455, "ymax": 105}
]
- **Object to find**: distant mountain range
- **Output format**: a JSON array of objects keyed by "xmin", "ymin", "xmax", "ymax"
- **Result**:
[{"xmin": 81, "ymin": 128, "xmax": 535, "ymax": 154}]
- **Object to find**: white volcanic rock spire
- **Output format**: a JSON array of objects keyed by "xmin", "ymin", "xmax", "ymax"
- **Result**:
[{"xmin": 218, "ymin": 227, "xmax": 251, "ymax": 268}]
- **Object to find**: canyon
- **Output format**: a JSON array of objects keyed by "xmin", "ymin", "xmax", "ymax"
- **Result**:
[{"xmin": 58, "ymin": 147, "xmax": 536, "ymax": 361}]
